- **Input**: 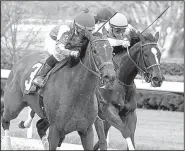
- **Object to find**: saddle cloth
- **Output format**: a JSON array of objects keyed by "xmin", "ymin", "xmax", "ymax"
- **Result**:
[{"xmin": 24, "ymin": 59, "xmax": 68, "ymax": 95}]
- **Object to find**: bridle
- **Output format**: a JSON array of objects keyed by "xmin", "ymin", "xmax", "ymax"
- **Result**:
[
  {"xmin": 127, "ymin": 42, "xmax": 160, "ymax": 82},
  {"xmin": 113, "ymin": 41, "xmax": 161, "ymax": 87},
  {"xmin": 80, "ymin": 38, "xmax": 113, "ymax": 78}
]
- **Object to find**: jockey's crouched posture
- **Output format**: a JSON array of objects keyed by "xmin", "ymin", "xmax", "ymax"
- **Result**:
[
  {"xmin": 29, "ymin": 9, "xmax": 95, "ymax": 92},
  {"xmin": 95, "ymin": 10, "xmax": 141, "ymax": 52}
]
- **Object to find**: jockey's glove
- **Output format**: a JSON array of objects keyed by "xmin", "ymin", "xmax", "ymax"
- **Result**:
[
  {"xmin": 122, "ymin": 38, "xmax": 130, "ymax": 48},
  {"xmin": 70, "ymin": 51, "xmax": 80, "ymax": 58}
]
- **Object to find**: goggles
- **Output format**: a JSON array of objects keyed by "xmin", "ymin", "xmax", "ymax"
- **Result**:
[
  {"xmin": 75, "ymin": 25, "xmax": 93, "ymax": 33},
  {"xmin": 112, "ymin": 27, "xmax": 126, "ymax": 34}
]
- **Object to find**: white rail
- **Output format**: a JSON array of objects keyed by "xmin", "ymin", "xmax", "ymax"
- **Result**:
[
  {"xmin": 2, "ymin": 69, "xmax": 183, "ymax": 93},
  {"xmin": 1, "ymin": 69, "xmax": 184, "ymax": 141}
]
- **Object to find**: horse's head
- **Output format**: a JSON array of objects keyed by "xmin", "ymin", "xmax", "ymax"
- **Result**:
[
  {"xmin": 83, "ymin": 30, "xmax": 116, "ymax": 88},
  {"xmin": 137, "ymin": 31, "xmax": 165, "ymax": 87}
]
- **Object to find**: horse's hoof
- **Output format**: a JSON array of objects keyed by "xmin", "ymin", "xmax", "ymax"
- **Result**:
[
  {"xmin": 93, "ymin": 142, "xmax": 99, "ymax": 151},
  {"xmin": 42, "ymin": 136, "xmax": 49, "ymax": 150},
  {"xmin": 18, "ymin": 121, "xmax": 26, "ymax": 129},
  {"xmin": 4, "ymin": 136, "xmax": 13, "ymax": 150},
  {"xmin": 43, "ymin": 142, "xmax": 49, "ymax": 150}
]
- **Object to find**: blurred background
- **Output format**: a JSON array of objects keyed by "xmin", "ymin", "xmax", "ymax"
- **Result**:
[
  {"xmin": 1, "ymin": 1, "xmax": 184, "ymax": 150},
  {"xmin": 1, "ymin": 1, "xmax": 184, "ymax": 68},
  {"xmin": 1, "ymin": 1, "xmax": 184, "ymax": 112}
]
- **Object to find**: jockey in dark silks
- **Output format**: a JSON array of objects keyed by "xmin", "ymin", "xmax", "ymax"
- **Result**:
[
  {"xmin": 93, "ymin": 7, "xmax": 115, "ymax": 33},
  {"xmin": 30, "ymin": 9, "xmax": 95, "ymax": 92}
]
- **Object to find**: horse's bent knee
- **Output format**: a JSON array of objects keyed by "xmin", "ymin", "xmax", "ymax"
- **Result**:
[
  {"xmin": 2, "ymin": 118, "xmax": 10, "ymax": 130},
  {"xmin": 36, "ymin": 119, "xmax": 49, "ymax": 139}
]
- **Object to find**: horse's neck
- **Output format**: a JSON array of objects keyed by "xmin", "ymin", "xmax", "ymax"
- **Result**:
[
  {"xmin": 116, "ymin": 43, "xmax": 141, "ymax": 85},
  {"xmin": 79, "ymin": 42, "xmax": 99, "ymax": 87}
]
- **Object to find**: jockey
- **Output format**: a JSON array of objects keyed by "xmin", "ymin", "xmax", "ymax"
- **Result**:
[
  {"xmin": 30, "ymin": 9, "xmax": 95, "ymax": 91},
  {"xmin": 94, "ymin": 7, "xmax": 115, "ymax": 33},
  {"xmin": 101, "ymin": 12, "xmax": 141, "ymax": 51}
]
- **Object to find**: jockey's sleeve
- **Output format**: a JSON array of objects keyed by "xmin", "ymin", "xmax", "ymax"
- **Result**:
[
  {"xmin": 56, "ymin": 44, "xmax": 71, "ymax": 57},
  {"xmin": 55, "ymin": 25, "xmax": 72, "ymax": 57},
  {"xmin": 49, "ymin": 25, "xmax": 60, "ymax": 41},
  {"xmin": 107, "ymin": 38, "xmax": 129, "ymax": 47}
]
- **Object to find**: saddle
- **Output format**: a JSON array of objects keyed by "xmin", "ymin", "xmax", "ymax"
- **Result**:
[{"xmin": 24, "ymin": 59, "xmax": 68, "ymax": 95}]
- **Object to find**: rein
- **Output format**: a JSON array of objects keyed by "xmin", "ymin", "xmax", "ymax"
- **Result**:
[
  {"xmin": 114, "ymin": 41, "xmax": 160, "ymax": 87},
  {"xmin": 80, "ymin": 38, "xmax": 113, "ymax": 78},
  {"xmin": 127, "ymin": 42, "xmax": 160, "ymax": 82}
]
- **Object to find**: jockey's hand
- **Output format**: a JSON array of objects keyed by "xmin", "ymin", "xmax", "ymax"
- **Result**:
[
  {"xmin": 122, "ymin": 39, "xmax": 130, "ymax": 48},
  {"xmin": 70, "ymin": 51, "xmax": 80, "ymax": 58}
]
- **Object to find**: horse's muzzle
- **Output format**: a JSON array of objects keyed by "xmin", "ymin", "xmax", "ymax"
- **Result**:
[
  {"xmin": 101, "ymin": 74, "xmax": 116, "ymax": 89},
  {"xmin": 151, "ymin": 75, "xmax": 165, "ymax": 87}
]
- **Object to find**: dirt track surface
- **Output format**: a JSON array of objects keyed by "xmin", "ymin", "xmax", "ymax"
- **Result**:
[{"xmin": 1, "ymin": 108, "xmax": 183, "ymax": 150}]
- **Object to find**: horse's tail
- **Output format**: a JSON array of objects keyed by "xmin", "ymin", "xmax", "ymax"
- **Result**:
[{"xmin": 1, "ymin": 99, "xmax": 4, "ymax": 117}]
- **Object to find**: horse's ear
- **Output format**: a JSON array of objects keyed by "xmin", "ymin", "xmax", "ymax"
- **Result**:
[{"xmin": 154, "ymin": 31, "xmax": 159, "ymax": 43}]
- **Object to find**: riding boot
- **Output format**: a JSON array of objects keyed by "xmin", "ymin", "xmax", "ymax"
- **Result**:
[
  {"xmin": 32, "ymin": 62, "xmax": 52, "ymax": 87},
  {"xmin": 29, "ymin": 55, "xmax": 58, "ymax": 93}
]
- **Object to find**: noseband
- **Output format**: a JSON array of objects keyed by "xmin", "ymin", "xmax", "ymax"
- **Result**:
[
  {"xmin": 127, "ymin": 42, "xmax": 160, "ymax": 82},
  {"xmin": 80, "ymin": 38, "xmax": 113, "ymax": 78}
]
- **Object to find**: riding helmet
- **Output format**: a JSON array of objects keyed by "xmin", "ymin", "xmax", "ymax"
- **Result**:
[
  {"xmin": 74, "ymin": 9, "xmax": 95, "ymax": 31},
  {"xmin": 96, "ymin": 7, "xmax": 114, "ymax": 22},
  {"xmin": 109, "ymin": 13, "xmax": 128, "ymax": 28}
]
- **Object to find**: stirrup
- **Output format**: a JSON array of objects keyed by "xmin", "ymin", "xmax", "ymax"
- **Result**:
[{"xmin": 33, "ymin": 77, "xmax": 45, "ymax": 87}]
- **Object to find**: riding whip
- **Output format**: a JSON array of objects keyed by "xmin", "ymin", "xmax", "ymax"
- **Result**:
[
  {"xmin": 141, "ymin": 5, "xmax": 170, "ymax": 33},
  {"xmin": 96, "ymin": 12, "xmax": 118, "ymax": 33}
]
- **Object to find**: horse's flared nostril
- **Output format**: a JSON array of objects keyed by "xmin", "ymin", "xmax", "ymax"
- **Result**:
[
  {"xmin": 152, "ymin": 77, "xmax": 159, "ymax": 82},
  {"xmin": 102, "ymin": 74, "xmax": 116, "ymax": 86},
  {"xmin": 103, "ymin": 75, "xmax": 109, "ymax": 80},
  {"xmin": 112, "ymin": 75, "xmax": 116, "ymax": 82}
]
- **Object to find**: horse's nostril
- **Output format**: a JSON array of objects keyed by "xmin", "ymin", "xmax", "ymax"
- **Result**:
[
  {"xmin": 152, "ymin": 77, "xmax": 159, "ymax": 82},
  {"xmin": 112, "ymin": 76, "xmax": 116, "ymax": 81},
  {"xmin": 103, "ymin": 75, "xmax": 109, "ymax": 80}
]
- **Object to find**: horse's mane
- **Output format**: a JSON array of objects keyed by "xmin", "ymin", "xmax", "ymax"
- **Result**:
[
  {"xmin": 67, "ymin": 37, "xmax": 89, "ymax": 68},
  {"xmin": 113, "ymin": 31, "xmax": 156, "ymax": 71},
  {"xmin": 113, "ymin": 31, "xmax": 156, "ymax": 56},
  {"xmin": 113, "ymin": 36, "xmax": 140, "ymax": 55},
  {"xmin": 68, "ymin": 32, "xmax": 104, "ymax": 68}
]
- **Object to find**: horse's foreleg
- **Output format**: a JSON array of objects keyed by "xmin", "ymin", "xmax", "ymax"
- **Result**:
[
  {"xmin": 94, "ymin": 118, "xmax": 111, "ymax": 150},
  {"xmin": 94, "ymin": 117, "xmax": 107, "ymax": 150},
  {"xmin": 2, "ymin": 118, "xmax": 12, "ymax": 150},
  {"xmin": 48, "ymin": 125, "xmax": 60, "ymax": 150},
  {"xmin": 2, "ymin": 92, "xmax": 25, "ymax": 150},
  {"xmin": 57, "ymin": 136, "xmax": 65, "ymax": 148},
  {"xmin": 78, "ymin": 125, "xmax": 94, "ymax": 150},
  {"xmin": 18, "ymin": 109, "xmax": 35, "ymax": 129},
  {"xmin": 36, "ymin": 118, "xmax": 50, "ymax": 150},
  {"xmin": 105, "ymin": 103, "xmax": 135, "ymax": 150},
  {"xmin": 121, "ymin": 110, "xmax": 137, "ymax": 149}
]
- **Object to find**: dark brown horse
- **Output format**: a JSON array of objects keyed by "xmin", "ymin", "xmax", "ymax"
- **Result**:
[
  {"xmin": 93, "ymin": 31, "xmax": 165, "ymax": 150},
  {"xmin": 1, "ymin": 31, "xmax": 116, "ymax": 150}
]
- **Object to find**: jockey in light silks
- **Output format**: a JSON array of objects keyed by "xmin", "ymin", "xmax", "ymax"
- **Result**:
[
  {"xmin": 95, "ymin": 11, "xmax": 141, "ymax": 53},
  {"xmin": 30, "ymin": 9, "xmax": 95, "ymax": 92}
]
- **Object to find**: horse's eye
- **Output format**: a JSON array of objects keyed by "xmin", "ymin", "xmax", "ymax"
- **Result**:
[
  {"xmin": 93, "ymin": 49, "xmax": 97, "ymax": 54},
  {"xmin": 144, "ymin": 53, "xmax": 148, "ymax": 57}
]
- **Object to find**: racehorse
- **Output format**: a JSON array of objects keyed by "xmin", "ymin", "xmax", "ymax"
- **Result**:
[
  {"xmin": 93, "ymin": 31, "xmax": 165, "ymax": 150},
  {"xmin": 10, "ymin": 31, "xmax": 164, "ymax": 150},
  {"xmin": 1, "ymin": 30, "xmax": 116, "ymax": 150}
]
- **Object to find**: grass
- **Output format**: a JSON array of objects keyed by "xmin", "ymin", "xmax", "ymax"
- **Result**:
[{"xmin": 1, "ymin": 107, "xmax": 184, "ymax": 150}]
